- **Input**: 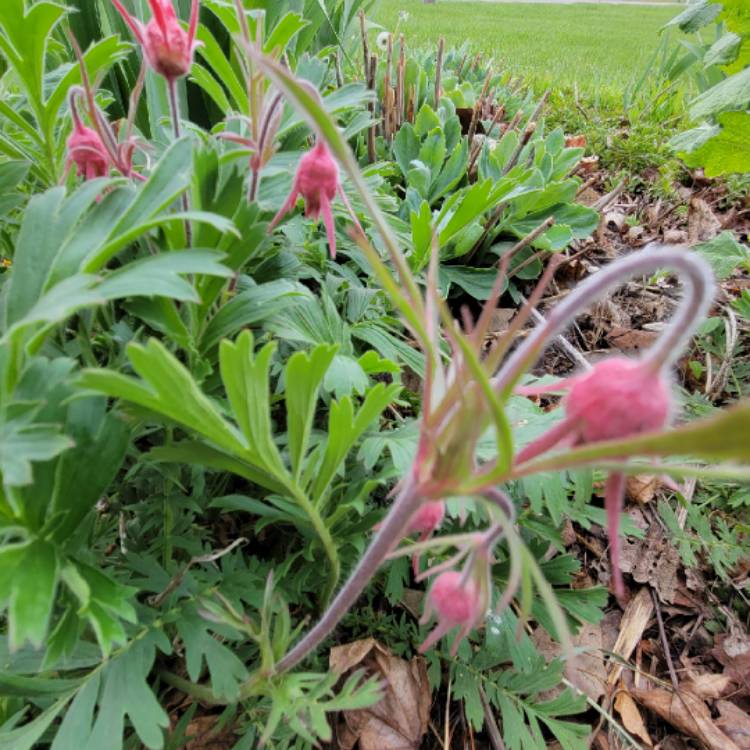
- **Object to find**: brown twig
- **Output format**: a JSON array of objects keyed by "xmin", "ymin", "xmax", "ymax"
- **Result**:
[
  {"xmin": 499, "ymin": 216, "xmax": 555, "ymax": 269},
  {"xmin": 358, "ymin": 9, "xmax": 369, "ymax": 81},
  {"xmin": 651, "ymin": 588, "xmax": 679, "ymax": 690},
  {"xmin": 367, "ymin": 54, "xmax": 377, "ymax": 163},
  {"xmin": 435, "ymin": 36, "xmax": 445, "ymax": 108}
]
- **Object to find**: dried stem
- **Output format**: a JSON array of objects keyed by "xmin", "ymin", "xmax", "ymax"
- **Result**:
[{"xmin": 434, "ymin": 36, "xmax": 445, "ymax": 109}]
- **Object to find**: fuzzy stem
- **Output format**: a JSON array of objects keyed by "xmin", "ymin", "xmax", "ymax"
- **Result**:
[
  {"xmin": 167, "ymin": 78, "xmax": 192, "ymax": 247},
  {"xmin": 274, "ymin": 476, "xmax": 421, "ymax": 673},
  {"xmin": 493, "ymin": 248, "xmax": 714, "ymax": 396}
]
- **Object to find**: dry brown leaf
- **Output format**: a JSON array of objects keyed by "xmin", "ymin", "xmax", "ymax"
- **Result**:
[
  {"xmin": 713, "ymin": 631, "xmax": 750, "ymax": 684},
  {"xmin": 181, "ymin": 715, "xmax": 237, "ymax": 750},
  {"xmin": 608, "ymin": 587, "xmax": 654, "ymax": 687},
  {"xmin": 631, "ymin": 687, "xmax": 740, "ymax": 750},
  {"xmin": 533, "ymin": 622, "xmax": 607, "ymax": 702},
  {"xmin": 329, "ymin": 638, "xmax": 431, "ymax": 750},
  {"xmin": 606, "ymin": 328, "xmax": 660, "ymax": 356},
  {"xmin": 682, "ymin": 672, "xmax": 735, "ymax": 700},
  {"xmin": 625, "ymin": 475, "xmax": 661, "ymax": 505},
  {"xmin": 716, "ymin": 700, "xmax": 750, "ymax": 749},
  {"xmin": 614, "ymin": 689, "xmax": 653, "ymax": 747},
  {"xmin": 688, "ymin": 197, "xmax": 722, "ymax": 243},
  {"xmin": 620, "ymin": 524, "xmax": 680, "ymax": 603}
]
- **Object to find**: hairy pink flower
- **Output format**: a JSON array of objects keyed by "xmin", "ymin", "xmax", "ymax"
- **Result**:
[
  {"xmin": 515, "ymin": 357, "xmax": 673, "ymax": 600},
  {"xmin": 111, "ymin": 0, "xmax": 200, "ymax": 83},
  {"xmin": 419, "ymin": 570, "xmax": 483, "ymax": 654},
  {"xmin": 268, "ymin": 139, "xmax": 364, "ymax": 259},
  {"xmin": 66, "ymin": 97, "xmax": 111, "ymax": 181}
]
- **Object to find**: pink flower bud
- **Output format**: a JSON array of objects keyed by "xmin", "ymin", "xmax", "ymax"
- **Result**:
[
  {"xmin": 419, "ymin": 570, "xmax": 482, "ymax": 654},
  {"xmin": 66, "ymin": 99, "xmax": 111, "ymax": 181},
  {"xmin": 564, "ymin": 357, "xmax": 672, "ymax": 443},
  {"xmin": 408, "ymin": 501, "xmax": 445, "ymax": 535},
  {"xmin": 268, "ymin": 139, "xmax": 364, "ymax": 259},
  {"xmin": 111, "ymin": 0, "xmax": 200, "ymax": 83},
  {"xmin": 515, "ymin": 357, "xmax": 673, "ymax": 602},
  {"xmin": 407, "ymin": 500, "xmax": 445, "ymax": 576}
]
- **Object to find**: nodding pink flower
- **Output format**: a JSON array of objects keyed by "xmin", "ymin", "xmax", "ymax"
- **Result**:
[
  {"xmin": 515, "ymin": 357, "xmax": 673, "ymax": 600},
  {"xmin": 111, "ymin": 0, "xmax": 200, "ymax": 83},
  {"xmin": 419, "ymin": 571, "xmax": 483, "ymax": 655},
  {"xmin": 407, "ymin": 501, "xmax": 445, "ymax": 575},
  {"xmin": 268, "ymin": 139, "xmax": 364, "ymax": 259},
  {"xmin": 66, "ymin": 96, "xmax": 111, "ymax": 181}
]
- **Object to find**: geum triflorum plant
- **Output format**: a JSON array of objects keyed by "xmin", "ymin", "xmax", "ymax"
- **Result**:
[{"xmin": 246, "ymin": 48, "xmax": 750, "ymax": 675}]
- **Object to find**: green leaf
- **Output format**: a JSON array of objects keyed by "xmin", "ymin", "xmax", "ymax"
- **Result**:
[
  {"xmin": 0, "ymin": 420, "xmax": 74, "ymax": 487},
  {"xmin": 0, "ymin": 696, "xmax": 72, "ymax": 750},
  {"xmin": 694, "ymin": 230, "xmax": 748, "ymax": 280},
  {"xmin": 148, "ymin": 441, "xmax": 287, "ymax": 495},
  {"xmin": 79, "ymin": 339, "xmax": 247, "ymax": 457},
  {"xmin": 81, "ymin": 138, "xmax": 196, "ymax": 271},
  {"xmin": 285, "ymin": 345, "xmax": 337, "ymax": 478},
  {"xmin": 199, "ymin": 280, "xmax": 309, "ymax": 353},
  {"xmin": 704, "ymin": 32, "xmax": 742, "ymax": 67},
  {"xmin": 9, "ymin": 540, "xmax": 58, "ymax": 649},
  {"xmin": 440, "ymin": 265, "xmax": 502, "ymax": 300},
  {"xmin": 219, "ymin": 332, "xmax": 287, "ymax": 478},
  {"xmin": 310, "ymin": 383, "xmax": 400, "ymax": 504},
  {"xmin": 664, "ymin": 0, "xmax": 721, "ymax": 33},
  {"xmin": 689, "ymin": 67, "xmax": 750, "ymax": 120},
  {"xmin": 681, "ymin": 111, "xmax": 750, "ymax": 177},
  {"xmin": 96, "ymin": 249, "xmax": 232, "ymax": 302},
  {"xmin": 519, "ymin": 400, "xmax": 750, "ymax": 473},
  {"xmin": 177, "ymin": 609, "xmax": 249, "ymax": 701}
]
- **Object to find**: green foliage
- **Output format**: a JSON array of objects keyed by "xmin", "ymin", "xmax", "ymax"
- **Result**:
[
  {"xmin": 668, "ymin": 0, "xmax": 750, "ymax": 176},
  {"xmin": 0, "ymin": 1, "xmax": 748, "ymax": 748}
]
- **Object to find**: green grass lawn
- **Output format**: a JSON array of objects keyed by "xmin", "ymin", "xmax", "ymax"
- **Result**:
[{"xmin": 373, "ymin": 1, "xmax": 679, "ymax": 98}]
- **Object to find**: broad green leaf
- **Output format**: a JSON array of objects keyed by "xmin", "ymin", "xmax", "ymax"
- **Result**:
[
  {"xmin": 664, "ymin": 0, "xmax": 721, "ymax": 33},
  {"xmin": 95, "ymin": 249, "xmax": 232, "ymax": 302},
  {"xmin": 82, "ymin": 138, "xmax": 196, "ymax": 271},
  {"xmin": 285, "ymin": 345, "xmax": 338, "ymax": 477},
  {"xmin": 199, "ymin": 280, "xmax": 309, "ymax": 353},
  {"xmin": 9, "ymin": 540, "xmax": 58, "ymax": 649},
  {"xmin": 694, "ymin": 230, "xmax": 748, "ymax": 280},
  {"xmin": 689, "ymin": 67, "xmax": 750, "ymax": 120},
  {"xmin": 0, "ymin": 419, "xmax": 74, "ymax": 488},
  {"xmin": 681, "ymin": 111, "xmax": 750, "ymax": 177},
  {"xmin": 81, "ymin": 632, "xmax": 170, "ymax": 750}
]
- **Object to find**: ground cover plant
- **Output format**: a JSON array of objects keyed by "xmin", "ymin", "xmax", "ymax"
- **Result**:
[{"xmin": 0, "ymin": 0, "xmax": 749, "ymax": 748}]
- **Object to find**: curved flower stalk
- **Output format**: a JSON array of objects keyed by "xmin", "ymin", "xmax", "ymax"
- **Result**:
[
  {"xmin": 64, "ymin": 85, "xmax": 147, "ymax": 184},
  {"xmin": 240, "ymin": 50, "xmax": 722, "ymax": 679},
  {"xmin": 65, "ymin": 89, "xmax": 111, "ymax": 181},
  {"xmin": 65, "ymin": 34, "xmax": 149, "ymax": 183},
  {"xmin": 268, "ymin": 139, "xmax": 365, "ymax": 259}
]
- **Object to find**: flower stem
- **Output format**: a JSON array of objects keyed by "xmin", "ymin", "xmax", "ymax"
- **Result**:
[
  {"xmin": 167, "ymin": 78, "xmax": 192, "ymax": 247},
  {"xmin": 493, "ymin": 248, "xmax": 714, "ymax": 395},
  {"xmin": 274, "ymin": 476, "xmax": 421, "ymax": 673}
]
